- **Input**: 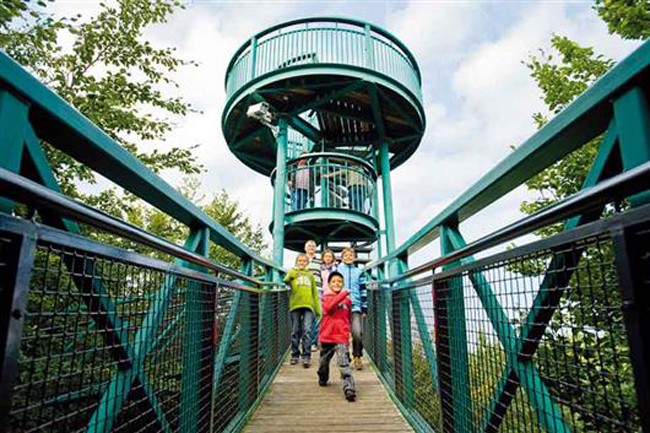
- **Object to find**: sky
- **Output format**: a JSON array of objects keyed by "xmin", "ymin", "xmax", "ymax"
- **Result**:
[{"xmin": 50, "ymin": 0, "xmax": 643, "ymax": 266}]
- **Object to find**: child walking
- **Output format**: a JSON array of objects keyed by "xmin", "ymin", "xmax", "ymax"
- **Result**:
[
  {"xmin": 284, "ymin": 254, "xmax": 321, "ymax": 367},
  {"xmin": 318, "ymin": 271, "xmax": 356, "ymax": 402}
]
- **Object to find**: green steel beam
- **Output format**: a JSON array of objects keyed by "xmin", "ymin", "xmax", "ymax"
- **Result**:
[
  {"xmin": 180, "ymin": 227, "xmax": 209, "ymax": 433},
  {"xmin": 443, "ymin": 228, "xmax": 570, "ymax": 433},
  {"xmin": 613, "ymin": 86, "xmax": 650, "ymax": 206},
  {"xmin": 376, "ymin": 86, "xmax": 422, "ymax": 132},
  {"xmin": 479, "ymin": 122, "xmax": 621, "ymax": 433},
  {"xmin": 285, "ymin": 114, "xmax": 324, "ymax": 143},
  {"xmin": 378, "ymin": 140, "xmax": 397, "ymax": 278},
  {"xmin": 272, "ymin": 119, "xmax": 288, "ymax": 271},
  {"xmin": 209, "ymin": 289, "xmax": 241, "ymax": 433},
  {"xmin": 238, "ymin": 260, "xmax": 255, "ymax": 414},
  {"xmin": 86, "ymin": 229, "xmax": 208, "ymax": 433},
  {"xmin": 409, "ymin": 290, "xmax": 438, "ymax": 393},
  {"xmin": 368, "ymin": 38, "xmax": 650, "ymax": 269},
  {"xmin": 232, "ymin": 127, "xmax": 264, "ymax": 151},
  {"xmin": 368, "ymin": 83, "xmax": 387, "ymax": 140},
  {"xmin": 395, "ymin": 257, "xmax": 414, "ymax": 408},
  {"xmin": 440, "ymin": 225, "xmax": 472, "ymax": 433},
  {"xmin": 288, "ymin": 80, "xmax": 367, "ymax": 116},
  {"xmin": 0, "ymin": 52, "xmax": 278, "ymax": 270},
  {"xmin": 0, "ymin": 90, "xmax": 29, "ymax": 213},
  {"xmin": 231, "ymin": 95, "xmax": 252, "ymax": 140},
  {"xmin": 515, "ymin": 121, "xmax": 620, "ymax": 358}
]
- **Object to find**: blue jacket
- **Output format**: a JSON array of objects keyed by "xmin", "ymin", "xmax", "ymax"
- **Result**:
[{"xmin": 339, "ymin": 263, "xmax": 367, "ymax": 313}]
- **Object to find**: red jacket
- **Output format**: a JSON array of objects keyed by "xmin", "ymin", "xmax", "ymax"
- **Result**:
[{"xmin": 319, "ymin": 290, "xmax": 352, "ymax": 344}]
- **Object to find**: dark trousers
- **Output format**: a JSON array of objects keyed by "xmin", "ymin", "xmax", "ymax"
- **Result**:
[
  {"xmin": 351, "ymin": 312, "xmax": 363, "ymax": 358},
  {"xmin": 291, "ymin": 308, "xmax": 314, "ymax": 360},
  {"xmin": 318, "ymin": 343, "xmax": 355, "ymax": 394},
  {"xmin": 292, "ymin": 188, "xmax": 309, "ymax": 211}
]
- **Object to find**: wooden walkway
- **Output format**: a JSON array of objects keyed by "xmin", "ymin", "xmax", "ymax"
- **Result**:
[{"xmin": 242, "ymin": 353, "xmax": 414, "ymax": 433}]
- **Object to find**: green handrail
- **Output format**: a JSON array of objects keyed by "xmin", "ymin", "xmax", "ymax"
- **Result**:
[{"xmin": 224, "ymin": 17, "xmax": 422, "ymax": 103}]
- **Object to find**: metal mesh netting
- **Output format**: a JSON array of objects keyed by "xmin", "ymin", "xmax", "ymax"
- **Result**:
[
  {"xmin": 445, "ymin": 233, "xmax": 641, "ymax": 433},
  {"xmin": 7, "ymin": 242, "xmax": 216, "ymax": 433},
  {"xmin": 365, "ymin": 230, "xmax": 641, "ymax": 433},
  {"xmin": 2, "ymin": 230, "xmax": 291, "ymax": 433}
]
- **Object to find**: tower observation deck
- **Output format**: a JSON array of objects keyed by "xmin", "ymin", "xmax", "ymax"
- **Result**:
[{"xmin": 222, "ymin": 17, "xmax": 425, "ymax": 258}]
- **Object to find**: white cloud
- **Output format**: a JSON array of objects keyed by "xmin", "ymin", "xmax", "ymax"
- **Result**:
[{"xmin": 48, "ymin": 1, "xmax": 645, "ymax": 265}]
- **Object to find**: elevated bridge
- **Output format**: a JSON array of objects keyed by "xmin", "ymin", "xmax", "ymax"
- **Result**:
[{"xmin": 1, "ymin": 16, "xmax": 649, "ymax": 433}]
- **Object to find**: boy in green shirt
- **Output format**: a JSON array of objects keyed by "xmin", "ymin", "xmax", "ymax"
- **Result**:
[{"xmin": 284, "ymin": 253, "xmax": 322, "ymax": 367}]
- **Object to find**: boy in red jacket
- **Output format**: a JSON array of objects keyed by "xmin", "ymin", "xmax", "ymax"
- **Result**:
[{"xmin": 317, "ymin": 271, "xmax": 356, "ymax": 401}]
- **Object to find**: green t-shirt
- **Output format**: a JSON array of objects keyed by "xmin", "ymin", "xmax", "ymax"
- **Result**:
[{"xmin": 284, "ymin": 268, "xmax": 321, "ymax": 315}]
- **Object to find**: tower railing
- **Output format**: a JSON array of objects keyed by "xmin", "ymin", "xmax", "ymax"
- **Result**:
[
  {"xmin": 224, "ymin": 17, "xmax": 422, "ymax": 104},
  {"xmin": 363, "ymin": 38, "xmax": 650, "ymax": 433},
  {"xmin": 271, "ymin": 152, "xmax": 377, "ymax": 218}
]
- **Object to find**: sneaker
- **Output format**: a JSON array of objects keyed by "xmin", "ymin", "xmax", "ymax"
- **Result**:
[
  {"xmin": 302, "ymin": 359, "xmax": 311, "ymax": 368},
  {"xmin": 318, "ymin": 379, "xmax": 328, "ymax": 387},
  {"xmin": 290, "ymin": 358, "xmax": 299, "ymax": 365},
  {"xmin": 345, "ymin": 390, "xmax": 356, "ymax": 402},
  {"xmin": 352, "ymin": 357, "xmax": 363, "ymax": 370}
]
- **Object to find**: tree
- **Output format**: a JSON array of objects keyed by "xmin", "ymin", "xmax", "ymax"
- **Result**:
[
  {"xmin": 595, "ymin": 0, "xmax": 650, "ymax": 40},
  {"xmin": 520, "ymin": 35, "xmax": 613, "ymax": 237},
  {"xmin": 106, "ymin": 180, "xmax": 267, "ymax": 269},
  {"xmin": 0, "ymin": 0, "xmax": 202, "ymax": 212}
]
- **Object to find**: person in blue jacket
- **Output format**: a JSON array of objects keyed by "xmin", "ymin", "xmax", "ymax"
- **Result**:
[{"xmin": 339, "ymin": 247, "xmax": 367, "ymax": 370}]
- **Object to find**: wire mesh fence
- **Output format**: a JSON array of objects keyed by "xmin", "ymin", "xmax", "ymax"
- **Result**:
[
  {"xmin": 365, "ymin": 218, "xmax": 646, "ymax": 433},
  {"xmin": 0, "ymin": 221, "xmax": 290, "ymax": 433}
]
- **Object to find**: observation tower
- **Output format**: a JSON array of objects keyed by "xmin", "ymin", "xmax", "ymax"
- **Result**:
[{"xmin": 222, "ymin": 17, "xmax": 425, "ymax": 264}]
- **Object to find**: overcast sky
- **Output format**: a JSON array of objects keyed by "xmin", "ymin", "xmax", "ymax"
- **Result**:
[{"xmin": 51, "ymin": 1, "xmax": 643, "ymax": 265}]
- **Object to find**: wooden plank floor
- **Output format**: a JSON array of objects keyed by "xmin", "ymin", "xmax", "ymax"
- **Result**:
[{"xmin": 242, "ymin": 353, "xmax": 414, "ymax": 433}]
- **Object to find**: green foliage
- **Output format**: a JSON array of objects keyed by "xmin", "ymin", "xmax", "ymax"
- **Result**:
[
  {"xmin": 204, "ymin": 189, "xmax": 267, "ymax": 270},
  {"xmin": 595, "ymin": 0, "xmax": 650, "ymax": 40},
  {"xmin": 0, "ymin": 0, "xmax": 202, "ymax": 200},
  {"xmin": 521, "ymin": 36, "xmax": 612, "ymax": 238}
]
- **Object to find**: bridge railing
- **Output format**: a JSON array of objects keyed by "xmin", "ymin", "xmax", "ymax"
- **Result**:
[
  {"xmin": 0, "ymin": 49, "xmax": 289, "ymax": 433},
  {"xmin": 0, "ymin": 170, "xmax": 291, "ymax": 433},
  {"xmin": 364, "ymin": 39, "xmax": 650, "ymax": 433}
]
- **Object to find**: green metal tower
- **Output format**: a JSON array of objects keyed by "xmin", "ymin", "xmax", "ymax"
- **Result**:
[{"xmin": 222, "ymin": 17, "xmax": 425, "ymax": 265}]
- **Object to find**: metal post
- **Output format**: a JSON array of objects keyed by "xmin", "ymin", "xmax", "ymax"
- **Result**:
[
  {"xmin": 392, "ymin": 255, "xmax": 413, "ymax": 408},
  {"xmin": 0, "ymin": 90, "xmax": 29, "ymax": 214},
  {"xmin": 438, "ymin": 224, "xmax": 472, "ymax": 433},
  {"xmin": 0, "ymin": 230, "xmax": 37, "ymax": 432},
  {"xmin": 611, "ymin": 224, "xmax": 650, "ymax": 433},
  {"xmin": 249, "ymin": 37, "xmax": 258, "ymax": 80},
  {"xmin": 272, "ymin": 118, "xmax": 288, "ymax": 275},
  {"xmin": 613, "ymin": 86, "xmax": 650, "ymax": 206},
  {"xmin": 378, "ymin": 140, "xmax": 396, "ymax": 258},
  {"xmin": 180, "ymin": 227, "xmax": 209, "ymax": 433}
]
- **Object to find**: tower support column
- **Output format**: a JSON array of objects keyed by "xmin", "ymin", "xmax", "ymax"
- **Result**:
[
  {"xmin": 272, "ymin": 118, "xmax": 288, "ymax": 270},
  {"xmin": 378, "ymin": 140, "xmax": 397, "ymax": 257}
]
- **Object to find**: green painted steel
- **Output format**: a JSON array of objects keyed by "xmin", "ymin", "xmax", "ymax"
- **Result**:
[
  {"xmin": 272, "ymin": 118, "xmax": 288, "ymax": 268},
  {"xmin": 0, "ymin": 52, "xmax": 279, "ymax": 271},
  {"xmin": 180, "ymin": 228, "xmax": 210, "ymax": 433},
  {"xmin": 440, "ymin": 226, "xmax": 472, "ymax": 433},
  {"xmin": 0, "ymin": 90, "xmax": 28, "ymax": 213},
  {"xmin": 613, "ymin": 86, "xmax": 650, "ymax": 205},
  {"xmin": 379, "ymin": 140, "xmax": 398, "ymax": 275},
  {"xmin": 369, "ymin": 38, "xmax": 650, "ymax": 268},
  {"xmin": 224, "ymin": 17, "xmax": 422, "ymax": 103}
]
